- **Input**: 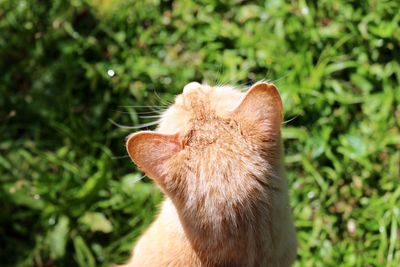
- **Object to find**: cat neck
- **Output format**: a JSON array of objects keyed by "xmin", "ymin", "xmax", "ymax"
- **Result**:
[{"xmin": 168, "ymin": 184, "xmax": 276, "ymax": 266}]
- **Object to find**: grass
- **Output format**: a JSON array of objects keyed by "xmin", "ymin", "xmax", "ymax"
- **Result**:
[{"xmin": 0, "ymin": 0, "xmax": 399, "ymax": 266}]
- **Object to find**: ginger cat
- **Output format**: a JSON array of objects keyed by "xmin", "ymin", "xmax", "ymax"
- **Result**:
[{"xmin": 121, "ymin": 81, "xmax": 297, "ymax": 267}]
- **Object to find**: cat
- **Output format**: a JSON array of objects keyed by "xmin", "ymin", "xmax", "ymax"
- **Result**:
[{"xmin": 121, "ymin": 81, "xmax": 297, "ymax": 267}]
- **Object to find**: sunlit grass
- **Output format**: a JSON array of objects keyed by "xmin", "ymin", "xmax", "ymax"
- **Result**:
[{"xmin": 0, "ymin": 0, "xmax": 399, "ymax": 266}]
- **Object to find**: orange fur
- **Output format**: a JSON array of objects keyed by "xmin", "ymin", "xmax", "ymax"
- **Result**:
[{"xmin": 122, "ymin": 82, "xmax": 297, "ymax": 267}]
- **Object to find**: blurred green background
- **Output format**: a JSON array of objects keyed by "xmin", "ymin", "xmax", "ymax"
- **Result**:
[{"xmin": 1, "ymin": 0, "xmax": 399, "ymax": 266}]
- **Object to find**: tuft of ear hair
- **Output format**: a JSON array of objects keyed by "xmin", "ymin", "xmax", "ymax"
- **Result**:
[{"xmin": 126, "ymin": 131, "xmax": 181, "ymax": 185}]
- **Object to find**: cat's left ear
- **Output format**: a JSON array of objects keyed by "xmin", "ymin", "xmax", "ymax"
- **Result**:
[
  {"xmin": 126, "ymin": 131, "xmax": 181, "ymax": 185},
  {"xmin": 232, "ymin": 82, "xmax": 283, "ymax": 131}
]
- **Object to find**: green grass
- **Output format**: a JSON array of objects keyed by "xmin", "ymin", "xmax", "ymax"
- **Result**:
[{"xmin": 1, "ymin": 0, "xmax": 399, "ymax": 266}]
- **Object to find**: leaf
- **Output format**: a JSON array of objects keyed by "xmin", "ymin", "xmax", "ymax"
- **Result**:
[
  {"xmin": 74, "ymin": 236, "xmax": 96, "ymax": 267},
  {"xmin": 80, "ymin": 212, "xmax": 113, "ymax": 233},
  {"xmin": 49, "ymin": 216, "xmax": 69, "ymax": 259}
]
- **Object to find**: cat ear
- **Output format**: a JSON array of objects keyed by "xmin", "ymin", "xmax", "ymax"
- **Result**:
[
  {"xmin": 126, "ymin": 131, "xmax": 181, "ymax": 184},
  {"xmin": 233, "ymin": 82, "xmax": 283, "ymax": 130}
]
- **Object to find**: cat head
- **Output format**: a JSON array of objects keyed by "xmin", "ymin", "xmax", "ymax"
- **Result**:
[{"xmin": 126, "ymin": 81, "xmax": 283, "ymax": 221}]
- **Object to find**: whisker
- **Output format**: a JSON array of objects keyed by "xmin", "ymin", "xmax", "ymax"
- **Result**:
[
  {"xmin": 139, "ymin": 114, "xmax": 163, "ymax": 119},
  {"xmin": 109, "ymin": 119, "xmax": 160, "ymax": 129},
  {"xmin": 134, "ymin": 120, "xmax": 161, "ymax": 128},
  {"xmin": 218, "ymin": 76, "xmax": 238, "ymax": 88},
  {"xmin": 119, "ymin": 105, "xmax": 167, "ymax": 108},
  {"xmin": 116, "ymin": 109, "xmax": 167, "ymax": 115},
  {"xmin": 136, "ymin": 109, "xmax": 167, "ymax": 115},
  {"xmin": 153, "ymin": 88, "xmax": 172, "ymax": 106},
  {"xmin": 271, "ymin": 73, "xmax": 289, "ymax": 84},
  {"xmin": 215, "ymin": 64, "xmax": 225, "ymax": 86},
  {"xmin": 282, "ymin": 115, "xmax": 299, "ymax": 125},
  {"xmin": 111, "ymin": 110, "xmax": 132, "ymax": 114},
  {"xmin": 148, "ymin": 105, "xmax": 166, "ymax": 114},
  {"xmin": 149, "ymin": 96, "xmax": 171, "ymax": 114},
  {"xmin": 111, "ymin": 109, "xmax": 155, "ymax": 115}
]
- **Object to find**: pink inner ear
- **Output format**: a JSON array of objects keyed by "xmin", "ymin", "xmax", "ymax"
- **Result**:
[{"xmin": 126, "ymin": 131, "xmax": 181, "ymax": 184}]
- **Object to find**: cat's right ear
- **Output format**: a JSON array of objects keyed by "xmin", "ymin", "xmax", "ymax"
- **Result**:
[{"xmin": 126, "ymin": 131, "xmax": 181, "ymax": 185}]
